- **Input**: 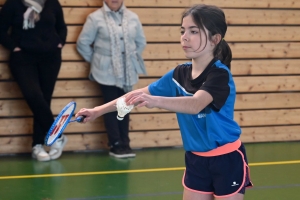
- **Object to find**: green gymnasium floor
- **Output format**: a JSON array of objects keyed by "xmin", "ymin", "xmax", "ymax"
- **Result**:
[{"xmin": 0, "ymin": 142, "xmax": 300, "ymax": 200}]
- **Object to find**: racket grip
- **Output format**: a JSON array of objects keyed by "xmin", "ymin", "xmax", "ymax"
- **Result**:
[{"xmin": 76, "ymin": 115, "xmax": 86, "ymax": 123}]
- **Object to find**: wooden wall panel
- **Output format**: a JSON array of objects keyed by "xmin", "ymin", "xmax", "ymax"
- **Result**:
[
  {"xmin": 1, "ymin": 59, "xmax": 300, "ymax": 81},
  {"xmin": 233, "ymin": 126, "xmax": 300, "ymax": 143},
  {"xmin": 0, "ymin": 92, "xmax": 299, "ymax": 117},
  {"xmin": 60, "ymin": 8, "xmax": 300, "ymax": 25},
  {"xmin": 0, "ymin": 80, "xmax": 102, "ymax": 98},
  {"xmin": 112, "ymin": 0, "xmax": 300, "ymax": 8},
  {"xmin": 1, "ymin": 125, "xmax": 300, "ymax": 154},
  {"xmin": 1, "ymin": 43, "xmax": 300, "ymax": 61},
  {"xmin": 1, "ymin": 0, "xmax": 300, "ymax": 8},
  {"xmin": 1, "ymin": 76, "xmax": 300, "ymax": 98},
  {"xmin": 1, "ymin": 109, "xmax": 300, "ymax": 137},
  {"xmin": 0, "ymin": 0, "xmax": 299, "ymax": 154},
  {"xmin": 48, "ymin": 41, "xmax": 300, "ymax": 59},
  {"xmin": 68, "ymin": 26, "xmax": 300, "ymax": 43}
]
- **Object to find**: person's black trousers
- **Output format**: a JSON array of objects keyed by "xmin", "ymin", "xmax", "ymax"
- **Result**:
[
  {"xmin": 9, "ymin": 49, "xmax": 62, "ymax": 147},
  {"xmin": 100, "ymin": 84, "xmax": 130, "ymax": 147}
]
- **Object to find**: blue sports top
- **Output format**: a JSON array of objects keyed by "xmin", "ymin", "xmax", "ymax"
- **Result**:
[{"xmin": 148, "ymin": 58, "xmax": 241, "ymax": 152}]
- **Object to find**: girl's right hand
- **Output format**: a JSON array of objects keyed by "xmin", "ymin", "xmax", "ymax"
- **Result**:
[
  {"xmin": 13, "ymin": 47, "xmax": 21, "ymax": 52},
  {"xmin": 75, "ymin": 108, "xmax": 97, "ymax": 123}
]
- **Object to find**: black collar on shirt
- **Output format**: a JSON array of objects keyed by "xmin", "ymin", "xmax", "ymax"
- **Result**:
[{"xmin": 190, "ymin": 58, "xmax": 218, "ymax": 87}]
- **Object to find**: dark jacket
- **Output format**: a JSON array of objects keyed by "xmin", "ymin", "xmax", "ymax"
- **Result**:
[{"xmin": 0, "ymin": 0, "xmax": 67, "ymax": 53}]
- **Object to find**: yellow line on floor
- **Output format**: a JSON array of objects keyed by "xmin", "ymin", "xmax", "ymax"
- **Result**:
[
  {"xmin": 249, "ymin": 160, "xmax": 300, "ymax": 166},
  {"xmin": 1, "ymin": 160, "xmax": 300, "ymax": 180}
]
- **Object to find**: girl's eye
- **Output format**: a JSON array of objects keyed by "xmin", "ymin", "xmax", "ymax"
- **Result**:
[
  {"xmin": 191, "ymin": 30, "xmax": 198, "ymax": 34},
  {"xmin": 180, "ymin": 30, "xmax": 185, "ymax": 35}
]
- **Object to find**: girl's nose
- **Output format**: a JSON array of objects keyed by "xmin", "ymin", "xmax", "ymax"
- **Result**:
[{"xmin": 182, "ymin": 34, "xmax": 188, "ymax": 42}]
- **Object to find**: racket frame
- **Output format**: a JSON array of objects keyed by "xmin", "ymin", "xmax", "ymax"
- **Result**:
[{"xmin": 44, "ymin": 101, "xmax": 76, "ymax": 146}]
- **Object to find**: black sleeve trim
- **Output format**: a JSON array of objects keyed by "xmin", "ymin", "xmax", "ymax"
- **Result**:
[{"xmin": 200, "ymin": 68, "xmax": 230, "ymax": 111}]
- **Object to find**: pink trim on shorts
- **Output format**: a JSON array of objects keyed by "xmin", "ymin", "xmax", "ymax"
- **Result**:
[
  {"xmin": 192, "ymin": 139, "xmax": 241, "ymax": 157},
  {"xmin": 184, "ymin": 140, "xmax": 253, "ymax": 198},
  {"xmin": 213, "ymin": 149, "xmax": 251, "ymax": 198},
  {"xmin": 182, "ymin": 170, "xmax": 214, "ymax": 195},
  {"xmin": 246, "ymin": 164, "xmax": 254, "ymax": 189}
]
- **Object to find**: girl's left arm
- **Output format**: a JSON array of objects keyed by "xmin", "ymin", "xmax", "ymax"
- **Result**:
[{"xmin": 126, "ymin": 89, "xmax": 213, "ymax": 114}]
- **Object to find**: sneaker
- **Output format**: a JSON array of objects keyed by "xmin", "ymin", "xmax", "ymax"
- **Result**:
[
  {"xmin": 32, "ymin": 144, "xmax": 50, "ymax": 161},
  {"xmin": 49, "ymin": 134, "xmax": 68, "ymax": 160},
  {"xmin": 109, "ymin": 142, "xmax": 136, "ymax": 158},
  {"xmin": 123, "ymin": 145, "xmax": 136, "ymax": 158}
]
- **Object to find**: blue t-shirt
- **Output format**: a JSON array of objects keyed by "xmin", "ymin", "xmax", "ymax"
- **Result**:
[{"xmin": 148, "ymin": 59, "xmax": 241, "ymax": 152}]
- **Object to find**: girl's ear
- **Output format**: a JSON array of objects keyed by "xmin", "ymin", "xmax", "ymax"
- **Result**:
[{"xmin": 211, "ymin": 34, "xmax": 222, "ymax": 45}]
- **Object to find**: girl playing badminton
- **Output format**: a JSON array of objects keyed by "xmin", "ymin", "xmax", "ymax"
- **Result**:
[{"xmin": 76, "ymin": 4, "xmax": 253, "ymax": 200}]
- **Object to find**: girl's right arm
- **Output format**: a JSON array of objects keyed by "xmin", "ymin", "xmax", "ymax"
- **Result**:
[{"xmin": 75, "ymin": 87, "xmax": 150, "ymax": 123}]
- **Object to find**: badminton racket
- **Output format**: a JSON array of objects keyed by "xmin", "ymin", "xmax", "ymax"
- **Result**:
[{"xmin": 45, "ymin": 101, "xmax": 85, "ymax": 146}]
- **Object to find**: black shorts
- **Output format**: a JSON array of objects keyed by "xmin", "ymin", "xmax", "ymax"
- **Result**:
[{"xmin": 183, "ymin": 143, "xmax": 253, "ymax": 198}]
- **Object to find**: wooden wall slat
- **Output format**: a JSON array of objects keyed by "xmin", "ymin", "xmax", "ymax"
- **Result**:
[
  {"xmin": 225, "ymin": 27, "xmax": 300, "ymax": 42},
  {"xmin": 1, "ymin": 43, "xmax": 300, "ymax": 61},
  {"xmin": 1, "ymin": 59, "xmax": 300, "ymax": 81},
  {"xmin": 234, "ymin": 93, "xmax": 300, "ymax": 110},
  {"xmin": 0, "ymin": 61, "xmax": 92, "ymax": 80},
  {"xmin": 129, "ymin": 110, "xmax": 300, "ymax": 129},
  {"xmin": 118, "ymin": 0, "xmax": 300, "ymax": 9},
  {"xmin": 0, "ymin": 93, "xmax": 299, "ymax": 117},
  {"xmin": 67, "ymin": 26, "xmax": 300, "ymax": 43},
  {"xmin": 1, "ymin": 0, "xmax": 300, "ymax": 8},
  {"xmin": 56, "ymin": 62, "xmax": 90, "ymax": 78},
  {"xmin": 56, "ymin": 59, "xmax": 299, "ymax": 77},
  {"xmin": 55, "ymin": 8, "xmax": 300, "ymax": 25},
  {"xmin": 59, "ymin": 59, "xmax": 300, "ymax": 77},
  {"xmin": 234, "ymin": 76, "xmax": 300, "ymax": 92},
  {"xmin": 142, "ymin": 26, "xmax": 300, "ymax": 42},
  {"xmin": 230, "ymin": 59, "xmax": 300, "ymax": 75},
  {"xmin": 0, "ymin": 63, "xmax": 12, "ymax": 80},
  {"xmin": 0, "ymin": 46, "xmax": 9, "ymax": 61},
  {"xmin": 1, "ymin": 110, "xmax": 300, "ymax": 136},
  {"xmin": 230, "ymin": 42, "xmax": 300, "ymax": 59},
  {"xmin": 224, "ymin": 9, "xmax": 300, "ymax": 25},
  {"xmin": 0, "ymin": 134, "xmax": 109, "ymax": 153},
  {"xmin": 49, "ymin": 42, "xmax": 300, "ymax": 60},
  {"xmin": 1, "ymin": 76, "xmax": 300, "ymax": 98},
  {"xmin": 0, "ymin": 80, "xmax": 102, "ymax": 98},
  {"xmin": 0, "ymin": 42, "xmax": 300, "ymax": 61},
  {"xmin": 129, "ymin": 130, "xmax": 183, "ymax": 148},
  {"xmin": 0, "ymin": 76, "xmax": 298, "ymax": 98},
  {"xmin": 67, "ymin": 26, "xmax": 82, "ymax": 43},
  {"xmin": 0, "ymin": 117, "xmax": 105, "ymax": 135},
  {"xmin": 0, "ymin": 98, "xmax": 165, "ymax": 116},
  {"xmin": 230, "ymin": 126, "xmax": 300, "ymax": 143},
  {"xmin": 61, "ymin": 44, "xmax": 82, "ymax": 60},
  {"xmin": 236, "ymin": 109, "xmax": 300, "ymax": 126},
  {"xmin": 1, "ymin": 125, "xmax": 300, "ymax": 154}
]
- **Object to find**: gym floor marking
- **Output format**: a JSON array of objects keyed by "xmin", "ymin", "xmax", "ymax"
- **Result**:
[{"xmin": 1, "ymin": 159, "xmax": 300, "ymax": 180}]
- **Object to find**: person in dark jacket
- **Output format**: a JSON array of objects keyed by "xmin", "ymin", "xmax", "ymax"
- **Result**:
[{"xmin": 0, "ymin": 0, "xmax": 68, "ymax": 161}]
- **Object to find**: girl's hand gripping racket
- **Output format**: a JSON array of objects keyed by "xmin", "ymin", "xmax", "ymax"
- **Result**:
[
  {"xmin": 116, "ymin": 97, "xmax": 134, "ymax": 120},
  {"xmin": 45, "ymin": 101, "xmax": 85, "ymax": 146}
]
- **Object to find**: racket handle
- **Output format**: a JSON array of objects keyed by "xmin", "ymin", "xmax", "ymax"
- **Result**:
[{"xmin": 76, "ymin": 115, "xmax": 86, "ymax": 123}]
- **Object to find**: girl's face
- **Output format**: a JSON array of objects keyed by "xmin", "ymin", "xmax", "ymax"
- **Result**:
[
  {"xmin": 180, "ymin": 15, "xmax": 215, "ymax": 59},
  {"xmin": 104, "ymin": 0, "xmax": 124, "ymax": 11}
]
